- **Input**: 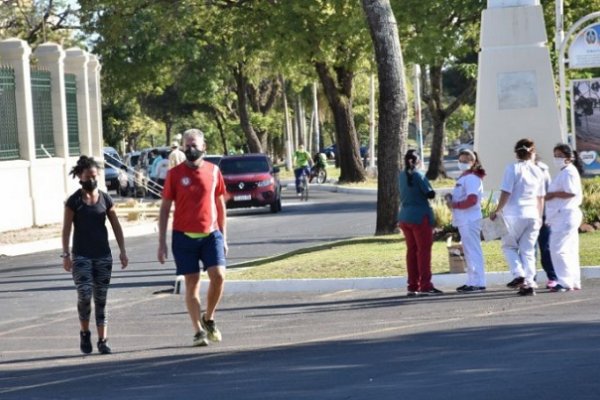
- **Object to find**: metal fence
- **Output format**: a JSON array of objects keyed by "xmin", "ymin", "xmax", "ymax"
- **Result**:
[
  {"xmin": 65, "ymin": 73, "xmax": 80, "ymax": 156},
  {"xmin": 0, "ymin": 66, "xmax": 20, "ymax": 161},
  {"xmin": 30, "ymin": 69, "xmax": 55, "ymax": 158}
]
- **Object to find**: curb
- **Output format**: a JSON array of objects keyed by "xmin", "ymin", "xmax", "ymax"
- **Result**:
[{"xmin": 223, "ymin": 268, "xmax": 600, "ymax": 293}]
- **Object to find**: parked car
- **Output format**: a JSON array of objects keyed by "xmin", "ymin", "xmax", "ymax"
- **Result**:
[
  {"xmin": 203, "ymin": 154, "xmax": 223, "ymax": 166},
  {"xmin": 320, "ymin": 143, "xmax": 368, "ymax": 159},
  {"xmin": 103, "ymin": 147, "xmax": 123, "ymax": 192},
  {"xmin": 219, "ymin": 154, "xmax": 282, "ymax": 213}
]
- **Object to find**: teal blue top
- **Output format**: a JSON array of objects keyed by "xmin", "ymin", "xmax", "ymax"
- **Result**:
[{"xmin": 397, "ymin": 169, "xmax": 435, "ymax": 226}]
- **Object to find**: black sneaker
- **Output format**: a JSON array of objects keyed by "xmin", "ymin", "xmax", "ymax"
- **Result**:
[
  {"xmin": 462, "ymin": 286, "xmax": 486, "ymax": 293},
  {"xmin": 456, "ymin": 285, "xmax": 469, "ymax": 292},
  {"xmin": 193, "ymin": 330, "xmax": 209, "ymax": 347},
  {"xmin": 550, "ymin": 284, "xmax": 570, "ymax": 293},
  {"xmin": 80, "ymin": 331, "xmax": 92, "ymax": 354},
  {"xmin": 97, "ymin": 339, "xmax": 112, "ymax": 354},
  {"xmin": 201, "ymin": 313, "xmax": 222, "ymax": 342},
  {"xmin": 419, "ymin": 287, "xmax": 443, "ymax": 296},
  {"xmin": 406, "ymin": 291, "xmax": 419, "ymax": 297},
  {"xmin": 517, "ymin": 286, "xmax": 535, "ymax": 296},
  {"xmin": 507, "ymin": 277, "xmax": 525, "ymax": 289}
]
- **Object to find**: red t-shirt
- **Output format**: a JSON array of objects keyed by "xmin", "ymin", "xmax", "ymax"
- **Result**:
[{"xmin": 162, "ymin": 161, "xmax": 225, "ymax": 233}]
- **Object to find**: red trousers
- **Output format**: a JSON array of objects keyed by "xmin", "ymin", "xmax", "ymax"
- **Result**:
[{"xmin": 399, "ymin": 216, "xmax": 433, "ymax": 292}]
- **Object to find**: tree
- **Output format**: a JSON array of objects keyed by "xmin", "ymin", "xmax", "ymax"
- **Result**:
[
  {"xmin": 394, "ymin": 0, "xmax": 483, "ymax": 180},
  {"xmin": 0, "ymin": 0, "xmax": 80, "ymax": 46},
  {"xmin": 362, "ymin": 0, "xmax": 409, "ymax": 234},
  {"xmin": 266, "ymin": 1, "xmax": 371, "ymax": 183}
]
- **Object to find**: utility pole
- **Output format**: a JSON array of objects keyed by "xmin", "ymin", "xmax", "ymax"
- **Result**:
[{"xmin": 413, "ymin": 65, "xmax": 424, "ymax": 164}]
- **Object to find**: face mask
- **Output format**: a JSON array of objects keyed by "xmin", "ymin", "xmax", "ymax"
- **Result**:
[
  {"xmin": 458, "ymin": 162, "xmax": 472, "ymax": 171},
  {"xmin": 185, "ymin": 147, "xmax": 204, "ymax": 162},
  {"xmin": 80, "ymin": 179, "xmax": 98, "ymax": 192},
  {"xmin": 553, "ymin": 157, "xmax": 566, "ymax": 168}
]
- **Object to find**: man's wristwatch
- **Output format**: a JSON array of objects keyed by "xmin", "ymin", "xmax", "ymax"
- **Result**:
[{"xmin": 60, "ymin": 252, "xmax": 71, "ymax": 258}]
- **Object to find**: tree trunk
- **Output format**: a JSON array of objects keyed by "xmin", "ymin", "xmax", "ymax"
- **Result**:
[
  {"xmin": 233, "ymin": 63, "xmax": 263, "ymax": 153},
  {"xmin": 362, "ymin": 0, "xmax": 409, "ymax": 235},
  {"xmin": 211, "ymin": 108, "xmax": 229, "ymax": 155},
  {"xmin": 423, "ymin": 64, "xmax": 477, "ymax": 180},
  {"xmin": 425, "ymin": 64, "xmax": 447, "ymax": 180},
  {"xmin": 165, "ymin": 119, "xmax": 173, "ymax": 147},
  {"xmin": 315, "ymin": 62, "xmax": 366, "ymax": 183}
]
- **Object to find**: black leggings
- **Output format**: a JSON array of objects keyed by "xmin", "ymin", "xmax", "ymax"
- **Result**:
[{"xmin": 71, "ymin": 255, "xmax": 113, "ymax": 326}]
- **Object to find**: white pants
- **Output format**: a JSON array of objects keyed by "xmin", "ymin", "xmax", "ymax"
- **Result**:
[
  {"xmin": 548, "ymin": 209, "xmax": 582, "ymax": 289},
  {"xmin": 502, "ymin": 216, "xmax": 540, "ymax": 287},
  {"xmin": 457, "ymin": 220, "xmax": 486, "ymax": 287}
]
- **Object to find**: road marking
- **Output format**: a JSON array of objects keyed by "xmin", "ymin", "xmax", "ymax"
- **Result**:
[{"xmin": 0, "ymin": 295, "xmax": 596, "ymax": 394}]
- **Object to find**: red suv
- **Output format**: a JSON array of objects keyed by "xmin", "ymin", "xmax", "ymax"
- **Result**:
[{"xmin": 218, "ymin": 154, "xmax": 282, "ymax": 213}]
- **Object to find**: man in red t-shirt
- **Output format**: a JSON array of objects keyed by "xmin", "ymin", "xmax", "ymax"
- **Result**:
[{"xmin": 158, "ymin": 128, "xmax": 227, "ymax": 347}]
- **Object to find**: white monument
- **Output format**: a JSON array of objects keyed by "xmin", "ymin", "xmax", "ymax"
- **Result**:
[{"xmin": 475, "ymin": 0, "xmax": 564, "ymax": 189}]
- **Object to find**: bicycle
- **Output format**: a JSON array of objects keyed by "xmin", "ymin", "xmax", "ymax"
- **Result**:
[{"xmin": 309, "ymin": 165, "xmax": 327, "ymax": 184}]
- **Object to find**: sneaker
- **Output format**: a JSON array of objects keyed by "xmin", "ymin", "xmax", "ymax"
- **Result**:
[
  {"xmin": 97, "ymin": 339, "xmax": 112, "ymax": 355},
  {"xmin": 193, "ymin": 330, "xmax": 209, "ymax": 347},
  {"xmin": 456, "ymin": 285, "xmax": 469, "ymax": 292},
  {"xmin": 406, "ymin": 291, "xmax": 419, "ymax": 297},
  {"xmin": 546, "ymin": 280, "xmax": 558, "ymax": 289},
  {"xmin": 507, "ymin": 277, "xmax": 525, "ymax": 289},
  {"xmin": 419, "ymin": 287, "xmax": 443, "ymax": 296},
  {"xmin": 462, "ymin": 286, "xmax": 486, "ymax": 293},
  {"xmin": 550, "ymin": 284, "xmax": 570, "ymax": 293},
  {"xmin": 201, "ymin": 313, "xmax": 222, "ymax": 342},
  {"xmin": 80, "ymin": 331, "xmax": 92, "ymax": 354},
  {"xmin": 517, "ymin": 286, "xmax": 535, "ymax": 296}
]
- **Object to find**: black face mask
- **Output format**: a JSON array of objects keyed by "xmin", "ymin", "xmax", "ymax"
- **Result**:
[
  {"xmin": 80, "ymin": 179, "xmax": 98, "ymax": 192},
  {"xmin": 185, "ymin": 148, "xmax": 204, "ymax": 162}
]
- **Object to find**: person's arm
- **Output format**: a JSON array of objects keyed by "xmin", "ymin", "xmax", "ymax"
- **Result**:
[
  {"xmin": 490, "ymin": 190, "xmax": 511, "ymax": 220},
  {"xmin": 158, "ymin": 198, "xmax": 173, "ymax": 263},
  {"xmin": 216, "ymin": 194, "xmax": 228, "ymax": 255},
  {"xmin": 107, "ymin": 207, "xmax": 128, "ymax": 269},
  {"xmin": 453, "ymin": 194, "xmax": 478, "ymax": 209},
  {"xmin": 546, "ymin": 191, "xmax": 576, "ymax": 201},
  {"xmin": 61, "ymin": 206, "xmax": 74, "ymax": 272}
]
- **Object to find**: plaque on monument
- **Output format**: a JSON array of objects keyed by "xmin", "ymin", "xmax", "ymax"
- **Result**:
[
  {"xmin": 497, "ymin": 71, "xmax": 538, "ymax": 110},
  {"xmin": 488, "ymin": 0, "xmax": 538, "ymax": 8}
]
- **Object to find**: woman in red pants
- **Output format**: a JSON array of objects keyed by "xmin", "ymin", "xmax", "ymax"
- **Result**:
[{"xmin": 397, "ymin": 150, "xmax": 443, "ymax": 297}]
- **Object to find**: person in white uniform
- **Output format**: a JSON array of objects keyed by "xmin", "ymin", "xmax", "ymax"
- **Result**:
[
  {"xmin": 545, "ymin": 143, "xmax": 584, "ymax": 292},
  {"xmin": 490, "ymin": 138, "xmax": 545, "ymax": 296},
  {"xmin": 447, "ymin": 149, "xmax": 487, "ymax": 293}
]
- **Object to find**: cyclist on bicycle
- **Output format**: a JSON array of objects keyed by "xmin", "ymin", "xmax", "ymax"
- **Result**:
[
  {"xmin": 310, "ymin": 152, "xmax": 327, "ymax": 183},
  {"xmin": 293, "ymin": 144, "xmax": 313, "ymax": 196}
]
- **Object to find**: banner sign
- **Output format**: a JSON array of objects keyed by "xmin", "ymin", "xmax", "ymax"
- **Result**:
[
  {"xmin": 569, "ymin": 23, "xmax": 600, "ymax": 69},
  {"xmin": 572, "ymin": 78, "xmax": 600, "ymax": 175}
]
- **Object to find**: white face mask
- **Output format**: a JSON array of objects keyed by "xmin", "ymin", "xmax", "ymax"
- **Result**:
[
  {"xmin": 458, "ymin": 162, "xmax": 472, "ymax": 171},
  {"xmin": 553, "ymin": 157, "xmax": 566, "ymax": 168}
]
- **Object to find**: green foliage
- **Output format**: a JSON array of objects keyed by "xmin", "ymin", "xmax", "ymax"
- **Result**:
[
  {"xmin": 431, "ymin": 198, "xmax": 453, "ymax": 231},
  {"xmin": 582, "ymin": 177, "xmax": 600, "ymax": 224}
]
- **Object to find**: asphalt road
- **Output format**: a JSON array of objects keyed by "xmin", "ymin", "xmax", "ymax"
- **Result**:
[{"xmin": 2, "ymin": 182, "xmax": 600, "ymax": 399}]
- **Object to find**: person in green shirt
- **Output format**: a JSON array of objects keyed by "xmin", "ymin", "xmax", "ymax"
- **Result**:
[{"xmin": 293, "ymin": 145, "xmax": 313, "ymax": 195}]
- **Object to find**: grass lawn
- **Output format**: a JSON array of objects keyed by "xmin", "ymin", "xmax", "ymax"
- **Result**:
[{"xmin": 227, "ymin": 230, "xmax": 600, "ymax": 280}]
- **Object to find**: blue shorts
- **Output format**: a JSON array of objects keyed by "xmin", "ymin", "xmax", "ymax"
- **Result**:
[{"xmin": 172, "ymin": 230, "xmax": 226, "ymax": 275}]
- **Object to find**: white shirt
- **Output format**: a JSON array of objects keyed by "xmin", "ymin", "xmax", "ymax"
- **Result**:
[
  {"xmin": 499, "ymin": 160, "xmax": 545, "ymax": 219},
  {"xmin": 451, "ymin": 173, "xmax": 483, "ymax": 227},
  {"xmin": 545, "ymin": 163, "xmax": 582, "ymax": 220}
]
